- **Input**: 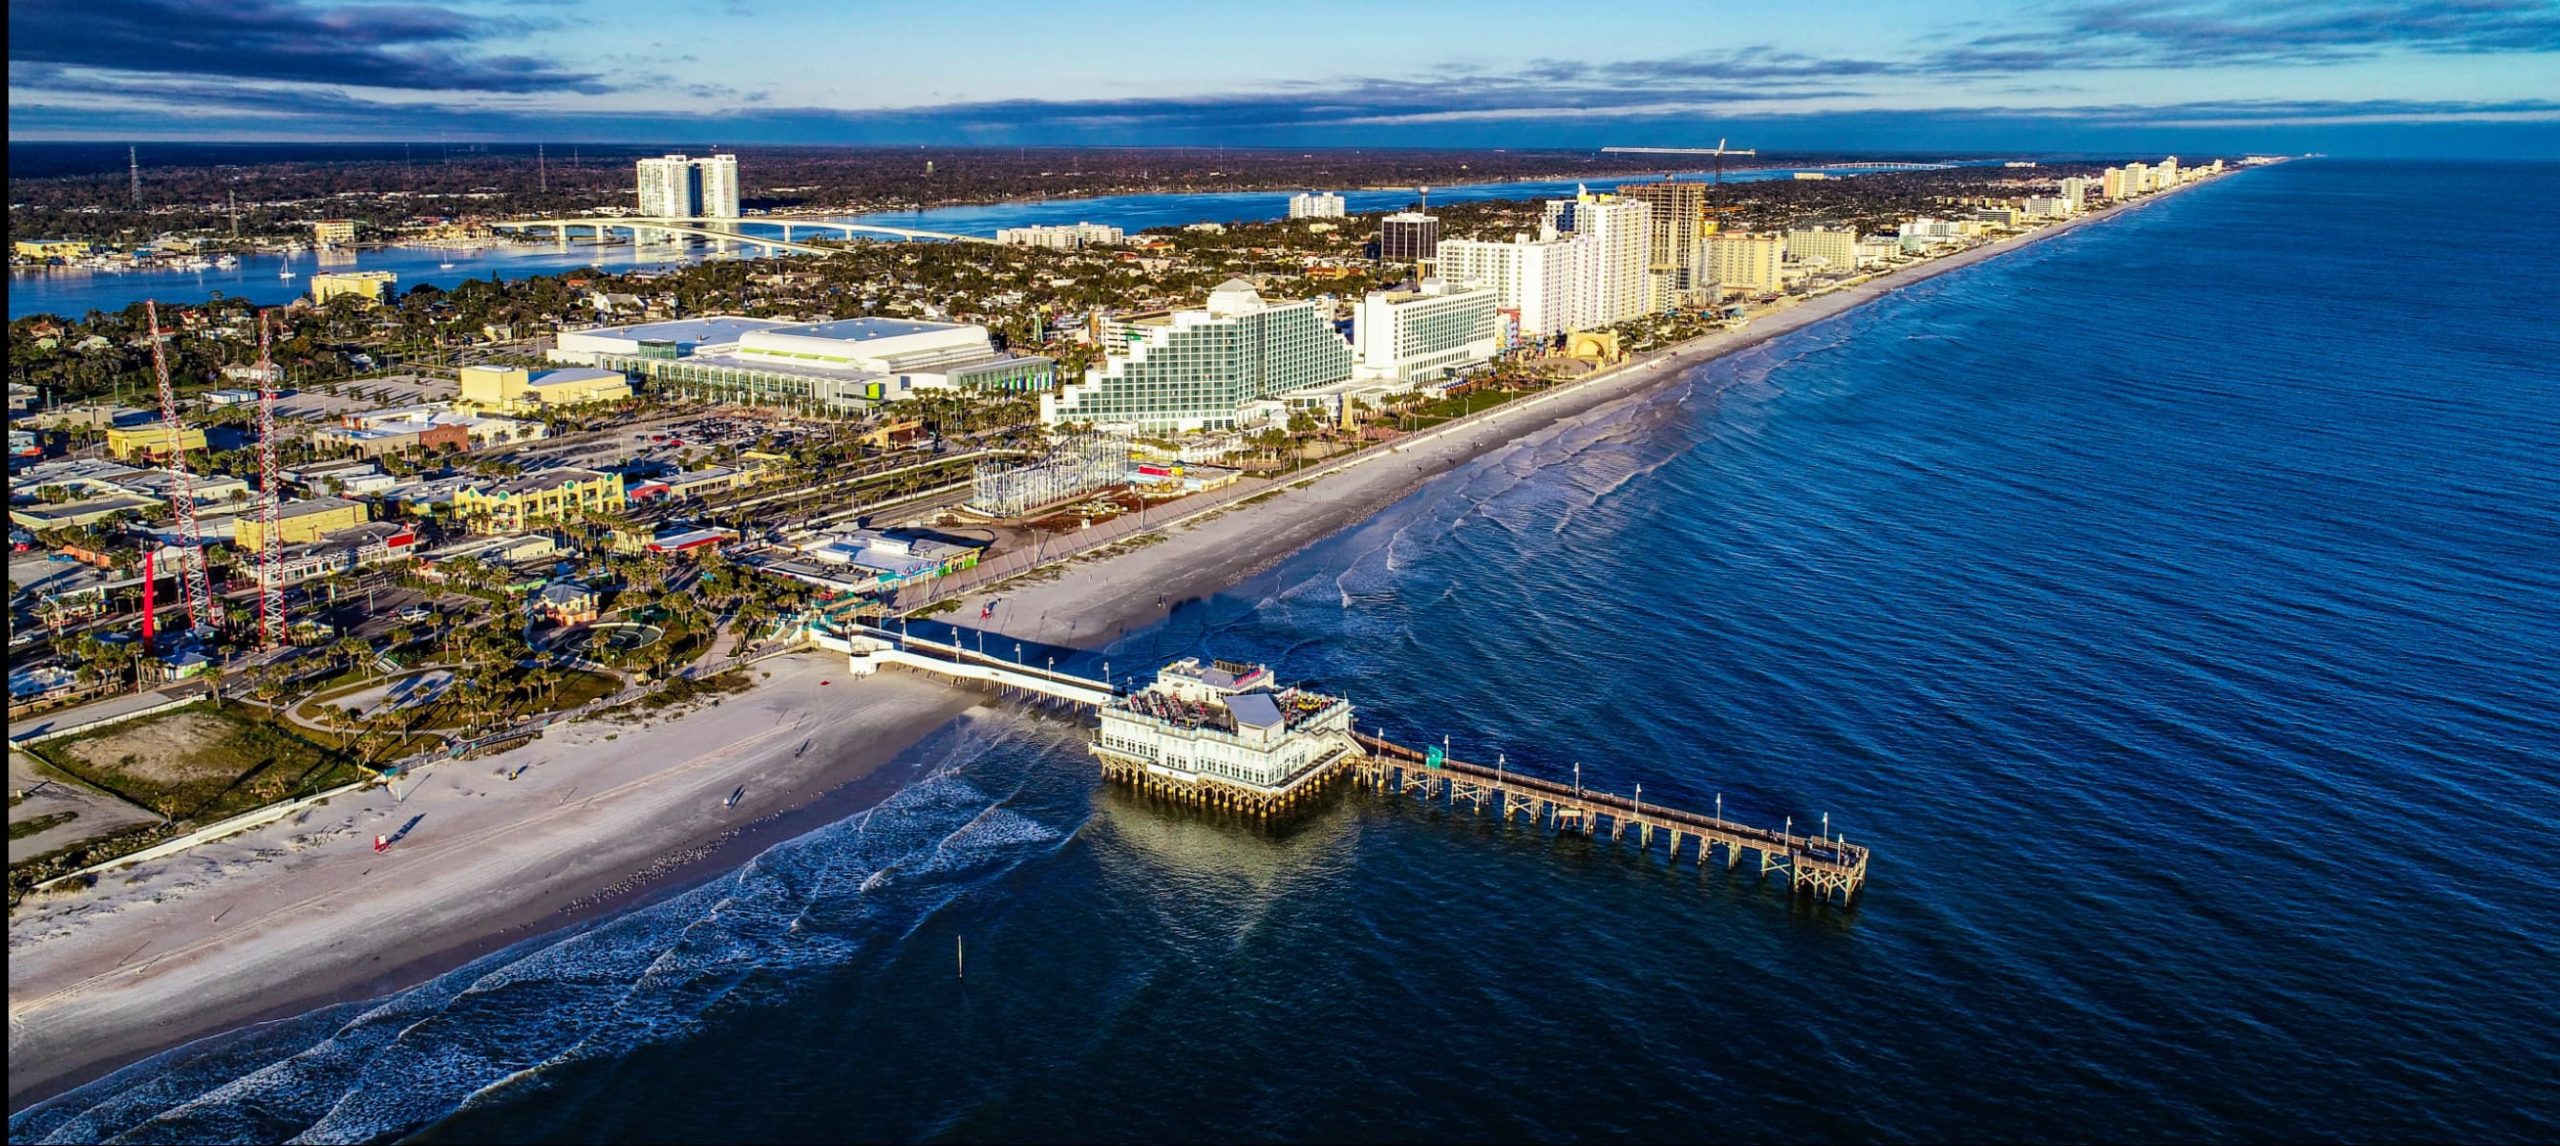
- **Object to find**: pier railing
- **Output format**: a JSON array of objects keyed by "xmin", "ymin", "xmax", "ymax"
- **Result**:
[{"xmin": 1351, "ymin": 733, "xmax": 1869, "ymax": 904}]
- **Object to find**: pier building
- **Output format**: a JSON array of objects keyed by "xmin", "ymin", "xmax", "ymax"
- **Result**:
[{"xmin": 1092, "ymin": 658, "xmax": 1358, "ymax": 815}]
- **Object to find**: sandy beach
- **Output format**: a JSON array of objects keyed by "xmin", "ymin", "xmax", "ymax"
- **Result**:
[
  {"xmin": 6, "ymin": 175, "xmax": 2217, "ymax": 1112},
  {"xmin": 7, "ymin": 657, "xmax": 981, "ymax": 1108}
]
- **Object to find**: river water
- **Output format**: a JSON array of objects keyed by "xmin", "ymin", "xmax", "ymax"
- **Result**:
[
  {"xmin": 7, "ymin": 169, "xmax": 1813, "ymax": 320},
  {"xmin": 13, "ymin": 160, "xmax": 2558, "ymax": 1143}
]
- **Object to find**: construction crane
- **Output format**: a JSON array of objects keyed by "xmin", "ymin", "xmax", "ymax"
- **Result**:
[
  {"xmin": 1602, "ymin": 139, "xmax": 1757, "ymax": 187},
  {"xmin": 143, "ymin": 300, "xmax": 216, "ymax": 633},
  {"xmin": 255, "ymin": 311, "xmax": 287, "ymax": 648}
]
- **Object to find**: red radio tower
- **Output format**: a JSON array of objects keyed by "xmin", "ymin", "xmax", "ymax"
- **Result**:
[
  {"xmin": 144, "ymin": 301, "xmax": 216, "ymax": 631},
  {"xmin": 255, "ymin": 311, "xmax": 287, "ymax": 648}
]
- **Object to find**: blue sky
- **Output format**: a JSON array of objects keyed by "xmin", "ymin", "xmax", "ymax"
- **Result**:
[{"xmin": 9, "ymin": 0, "xmax": 2557, "ymax": 155}]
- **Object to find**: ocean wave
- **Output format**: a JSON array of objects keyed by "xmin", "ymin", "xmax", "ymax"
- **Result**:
[{"xmin": 11, "ymin": 746, "xmax": 1068, "ymax": 1146}]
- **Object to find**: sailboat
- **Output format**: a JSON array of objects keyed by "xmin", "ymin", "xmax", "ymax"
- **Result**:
[
  {"xmin": 278, "ymin": 268, "xmax": 296, "ymax": 280},
  {"xmin": 438, "ymin": 260, "xmax": 456, "ymax": 269}
]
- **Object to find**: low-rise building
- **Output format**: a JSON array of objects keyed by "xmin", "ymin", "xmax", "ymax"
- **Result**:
[
  {"xmin": 344, "ymin": 403, "xmax": 548, "ymax": 446},
  {"xmin": 454, "ymin": 467, "xmax": 626, "ymax": 532},
  {"xmin": 532, "ymin": 581, "xmax": 600, "ymax": 626},
  {"xmin": 627, "ymin": 466, "xmax": 763, "ymax": 502},
  {"xmin": 103, "ymin": 422, "xmax": 206, "ymax": 461},
  {"xmin": 310, "ymin": 270, "xmax": 398, "ymax": 306},
  {"xmin": 792, "ymin": 528, "xmax": 986, "ymax": 592},
  {"xmin": 260, "ymin": 522, "xmax": 419, "ymax": 586},
  {"xmin": 424, "ymin": 532, "xmax": 558, "ymax": 568},
  {"xmin": 233, "ymin": 497, "xmax": 371, "ymax": 552},
  {"xmin": 457, "ymin": 365, "xmax": 633, "ymax": 413},
  {"xmin": 14, "ymin": 239, "xmax": 95, "ymax": 262},
  {"xmin": 312, "ymin": 421, "xmax": 471, "ymax": 458},
  {"xmin": 9, "ymin": 495, "xmax": 159, "ymax": 532}
]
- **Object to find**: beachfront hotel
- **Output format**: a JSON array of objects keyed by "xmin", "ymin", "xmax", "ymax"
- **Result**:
[
  {"xmin": 1351, "ymin": 279, "xmax": 1501, "ymax": 384},
  {"xmin": 1093, "ymin": 657, "xmax": 1358, "ymax": 801},
  {"xmin": 1042, "ymin": 280, "xmax": 1354, "ymax": 433}
]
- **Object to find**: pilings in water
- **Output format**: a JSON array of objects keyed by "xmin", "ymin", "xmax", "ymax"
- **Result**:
[
  {"xmin": 1347, "ymin": 733, "xmax": 1870, "ymax": 905},
  {"xmin": 1095, "ymin": 754, "xmax": 1355, "ymax": 819}
]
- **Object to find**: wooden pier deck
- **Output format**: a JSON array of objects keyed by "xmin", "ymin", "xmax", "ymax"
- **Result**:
[{"xmin": 1350, "ymin": 733, "xmax": 1871, "ymax": 904}]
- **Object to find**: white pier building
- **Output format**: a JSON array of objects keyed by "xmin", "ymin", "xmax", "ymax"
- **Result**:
[{"xmin": 1093, "ymin": 658, "xmax": 1357, "ymax": 814}]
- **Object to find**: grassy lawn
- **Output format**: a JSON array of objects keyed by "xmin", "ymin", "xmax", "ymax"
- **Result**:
[
  {"xmin": 1416, "ymin": 387, "xmax": 1533, "ymax": 427},
  {"xmin": 28, "ymin": 702, "xmax": 369, "ymax": 826},
  {"xmin": 9, "ymin": 811, "xmax": 76, "ymax": 841}
]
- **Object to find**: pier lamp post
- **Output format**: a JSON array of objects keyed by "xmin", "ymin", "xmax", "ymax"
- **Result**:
[
  {"xmin": 1015, "ymin": 642, "xmax": 1023, "ymax": 666},
  {"xmin": 1573, "ymin": 762, "xmax": 1581, "ymax": 797},
  {"xmin": 1785, "ymin": 815, "xmax": 1793, "ymax": 846},
  {"xmin": 1634, "ymin": 783, "xmax": 1642, "ymax": 823},
  {"xmin": 1715, "ymin": 792, "xmax": 1722, "ymax": 824}
]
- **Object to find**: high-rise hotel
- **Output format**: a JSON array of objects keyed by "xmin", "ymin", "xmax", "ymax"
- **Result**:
[{"xmin": 1043, "ymin": 280, "xmax": 1355, "ymax": 433}]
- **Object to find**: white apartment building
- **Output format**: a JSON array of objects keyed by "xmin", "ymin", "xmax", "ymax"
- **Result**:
[
  {"xmin": 1351, "ymin": 280, "xmax": 1500, "ymax": 384},
  {"xmin": 1785, "ymin": 227, "xmax": 1861, "ymax": 277},
  {"xmin": 1541, "ymin": 189, "xmax": 1653, "ymax": 325},
  {"xmin": 995, "ymin": 222, "xmax": 1124, "ymax": 249},
  {"xmin": 1702, "ymin": 232, "xmax": 1787, "ymax": 294},
  {"xmin": 2060, "ymin": 176, "xmax": 2094, "ymax": 210},
  {"xmin": 1288, "ymin": 191, "xmax": 1348, "ymax": 219},
  {"xmin": 1434, "ymin": 232, "xmax": 1594, "ymax": 339},
  {"xmin": 636, "ymin": 154, "xmax": 740, "ymax": 219}
]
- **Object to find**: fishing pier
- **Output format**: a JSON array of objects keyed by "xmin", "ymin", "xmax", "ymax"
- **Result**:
[
  {"xmin": 1350, "ymin": 733, "xmax": 1869, "ymax": 904},
  {"xmin": 815, "ymin": 636, "xmax": 1871, "ymax": 904}
]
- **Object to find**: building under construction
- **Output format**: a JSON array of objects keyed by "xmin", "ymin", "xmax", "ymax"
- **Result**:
[{"xmin": 965, "ymin": 434, "xmax": 1130, "ymax": 519}]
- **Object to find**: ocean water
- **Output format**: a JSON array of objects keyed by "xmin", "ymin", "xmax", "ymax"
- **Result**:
[{"xmin": 14, "ymin": 159, "xmax": 2559, "ymax": 1143}]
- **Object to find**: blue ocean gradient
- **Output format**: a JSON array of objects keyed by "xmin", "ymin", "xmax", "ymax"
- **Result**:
[{"xmin": 13, "ymin": 160, "xmax": 2558, "ymax": 1144}]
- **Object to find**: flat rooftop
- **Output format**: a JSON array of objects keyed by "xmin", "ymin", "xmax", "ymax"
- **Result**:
[
  {"xmin": 771, "ymin": 317, "xmax": 962, "ymax": 342},
  {"xmin": 577, "ymin": 316, "xmax": 791, "ymax": 346}
]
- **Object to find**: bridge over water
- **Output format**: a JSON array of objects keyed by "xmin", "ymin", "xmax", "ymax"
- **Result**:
[{"xmin": 490, "ymin": 216, "xmax": 993, "ymax": 255}]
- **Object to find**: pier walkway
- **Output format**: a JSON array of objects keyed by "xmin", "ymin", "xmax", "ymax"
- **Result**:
[
  {"xmin": 1351, "ymin": 733, "xmax": 1870, "ymax": 903},
  {"xmin": 814, "ymin": 623, "xmax": 1117, "ymax": 708}
]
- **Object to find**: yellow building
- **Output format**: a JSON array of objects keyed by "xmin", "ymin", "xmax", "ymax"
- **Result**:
[
  {"xmin": 104, "ymin": 422, "xmax": 207, "ymax": 461},
  {"xmin": 455, "ymin": 468, "xmax": 626, "ymax": 532},
  {"xmin": 313, "ymin": 220, "xmax": 358, "ymax": 245},
  {"xmin": 457, "ymin": 365, "xmax": 633, "ymax": 414},
  {"xmin": 1700, "ymin": 232, "xmax": 1788, "ymax": 294},
  {"xmin": 310, "ymin": 270, "xmax": 399, "ymax": 306},
  {"xmin": 233, "ymin": 498, "xmax": 371, "ymax": 552},
  {"xmin": 14, "ymin": 239, "xmax": 94, "ymax": 261}
]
